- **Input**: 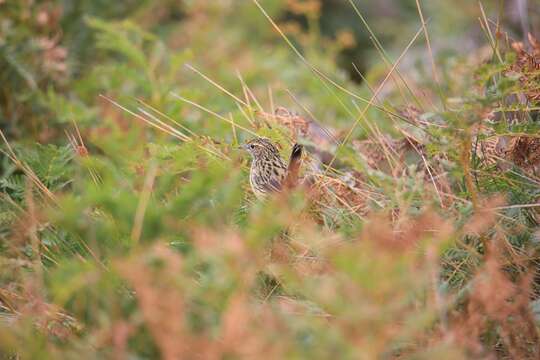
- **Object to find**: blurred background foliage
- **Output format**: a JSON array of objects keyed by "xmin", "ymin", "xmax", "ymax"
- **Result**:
[
  {"xmin": 3, "ymin": 0, "xmax": 527, "ymax": 140},
  {"xmin": 1, "ymin": 0, "xmax": 540, "ymax": 358}
]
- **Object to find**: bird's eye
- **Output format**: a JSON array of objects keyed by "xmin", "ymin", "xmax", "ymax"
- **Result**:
[{"xmin": 249, "ymin": 144, "xmax": 255, "ymax": 149}]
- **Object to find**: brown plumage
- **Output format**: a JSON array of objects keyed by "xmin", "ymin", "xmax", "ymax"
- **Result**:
[{"xmin": 241, "ymin": 138, "xmax": 303, "ymax": 199}]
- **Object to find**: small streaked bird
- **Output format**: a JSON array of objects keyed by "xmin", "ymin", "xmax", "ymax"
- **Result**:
[{"xmin": 241, "ymin": 138, "xmax": 303, "ymax": 199}]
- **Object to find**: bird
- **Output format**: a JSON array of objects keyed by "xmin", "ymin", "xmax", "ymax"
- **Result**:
[{"xmin": 241, "ymin": 137, "xmax": 303, "ymax": 199}]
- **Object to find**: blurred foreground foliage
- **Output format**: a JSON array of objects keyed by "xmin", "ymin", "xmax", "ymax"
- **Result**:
[{"xmin": 1, "ymin": 0, "xmax": 540, "ymax": 359}]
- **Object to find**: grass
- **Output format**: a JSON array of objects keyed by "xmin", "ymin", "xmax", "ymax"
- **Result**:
[{"xmin": 1, "ymin": 1, "xmax": 540, "ymax": 359}]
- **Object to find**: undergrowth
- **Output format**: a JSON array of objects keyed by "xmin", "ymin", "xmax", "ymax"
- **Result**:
[{"xmin": 1, "ymin": 1, "xmax": 540, "ymax": 359}]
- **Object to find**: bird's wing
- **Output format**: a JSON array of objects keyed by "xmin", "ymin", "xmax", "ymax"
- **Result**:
[{"xmin": 267, "ymin": 177, "xmax": 283, "ymax": 192}]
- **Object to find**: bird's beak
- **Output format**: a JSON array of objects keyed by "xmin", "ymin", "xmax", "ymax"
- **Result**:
[{"xmin": 238, "ymin": 144, "xmax": 247, "ymax": 151}]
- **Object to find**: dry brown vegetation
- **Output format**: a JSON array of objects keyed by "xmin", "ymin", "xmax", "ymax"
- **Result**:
[{"xmin": 2, "ymin": 1, "xmax": 540, "ymax": 359}]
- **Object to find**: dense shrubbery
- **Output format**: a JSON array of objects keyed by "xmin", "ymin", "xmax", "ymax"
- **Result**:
[{"xmin": 1, "ymin": 1, "xmax": 540, "ymax": 358}]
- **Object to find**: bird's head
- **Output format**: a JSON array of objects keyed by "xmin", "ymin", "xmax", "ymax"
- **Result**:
[{"xmin": 240, "ymin": 137, "xmax": 279, "ymax": 159}]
